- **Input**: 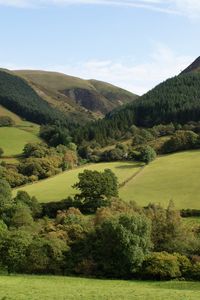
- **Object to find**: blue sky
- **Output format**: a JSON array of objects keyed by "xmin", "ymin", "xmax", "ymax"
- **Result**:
[{"xmin": 0, "ymin": 0, "xmax": 200, "ymax": 94}]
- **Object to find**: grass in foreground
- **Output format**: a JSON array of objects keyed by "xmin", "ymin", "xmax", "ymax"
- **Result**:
[
  {"xmin": 13, "ymin": 162, "xmax": 142, "ymax": 202},
  {"xmin": 0, "ymin": 127, "xmax": 41, "ymax": 157},
  {"xmin": 119, "ymin": 150, "xmax": 200, "ymax": 209},
  {"xmin": 0, "ymin": 275, "xmax": 200, "ymax": 300}
]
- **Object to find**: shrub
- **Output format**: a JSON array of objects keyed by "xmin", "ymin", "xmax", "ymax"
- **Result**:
[{"xmin": 142, "ymin": 252, "xmax": 182, "ymax": 280}]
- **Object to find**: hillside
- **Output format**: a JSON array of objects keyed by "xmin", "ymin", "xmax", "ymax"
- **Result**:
[
  {"xmin": 15, "ymin": 70, "xmax": 137, "ymax": 121},
  {"xmin": 181, "ymin": 56, "xmax": 200, "ymax": 74},
  {"xmin": 0, "ymin": 70, "xmax": 68, "ymax": 126},
  {"xmin": 75, "ymin": 59, "xmax": 200, "ymax": 145},
  {"xmin": 13, "ymin": 150, "xmax": 200, "ymax": 209}
]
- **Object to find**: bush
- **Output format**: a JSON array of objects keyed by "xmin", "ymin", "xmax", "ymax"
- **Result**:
[
  {"xmin": 137, "ymin": 145, "xmax": 157, "ymax": 164},
  {"xmin": 142, "ymin": 252, "xmax": 182, "ymax": 280},
  {"xmin": 161, "ymin": 130, "xmax": 199, "ymax": 154}
]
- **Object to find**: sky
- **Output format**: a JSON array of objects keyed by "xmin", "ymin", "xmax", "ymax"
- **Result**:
[{"xmin": 0, "ymin": 0, "xmax": 200, "ymax": 95}]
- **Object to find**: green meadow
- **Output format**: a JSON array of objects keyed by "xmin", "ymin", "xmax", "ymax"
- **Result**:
[
  {"xmin": 13, "ymin": 161, "xmax": 142, "ymax": 202},
  {"xmin": 119, "ymin": 150, "xmax": 200, "ymax": 209},
  {"xmin": 13, "ymin": 150, "xmax": 200, "ymax": 209},
  {"xmin": 0, "ymin": 275, "xmax": 200, "ymax": 300},
  {"xmin": 0, "ymin": 127, "xmax": 40, "ymax": 157}
]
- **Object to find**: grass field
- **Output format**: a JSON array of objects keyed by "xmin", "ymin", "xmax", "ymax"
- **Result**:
[
  {"xmin": 119, "ymin": 150, "xmax": 200, "ymax": 209},
  {"xmin": 13, "ymin": 150, "xmax": 200, "ymax": 208},
  {"xmin": 0, "ymin": 127, "xmax": 41, "ymax": 157},
  {"xmin": 13, "ymin": 162, "xmax": 142, "ymax": 202},
  {"xmin": 0, "ymin": 275, "xmax": 200, "ymax": 300}
]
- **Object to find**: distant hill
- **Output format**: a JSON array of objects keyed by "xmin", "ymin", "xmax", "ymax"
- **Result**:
[
  {"xmin": 74, "ymin": 57, "xmax": 200, "ymax": 144},
  {"xmin": 181, "ymin": 56, "xmax": 200, "ymax": 74},
  {"xmin": 14, "ymin": 70, "xmax": 138, "ymax": 122},
  {"xmin": 0, "ymin": 70, "xmax": 68, "ymax": 126}
]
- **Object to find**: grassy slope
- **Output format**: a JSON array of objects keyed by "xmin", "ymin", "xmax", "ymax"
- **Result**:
[
  {"xmin": 0, "ymin": 127, "xmax": 40, "ymax": 157},
  {"xmin": 120, "ymin": 150, "xmax": 200, "ymax": 209},
  {"xmin": 13, "ymin": 150, "xmax": 200, "ymax": 208},
  {"xmin": 0, "ymin": 275, "xmax": 200, "ymax": 300},
  {"xmin": 13, "ymin": 162, "xmax": 142, "ymax": 202},
  {"xmin": 0, "ymin": 105, "xmax": 41, "ymax": 156},
  {"xmin": 15, "ymin": 70, "xmax": 137, "ymax": 120}
]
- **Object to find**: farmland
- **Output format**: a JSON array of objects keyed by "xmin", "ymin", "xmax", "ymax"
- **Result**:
[
  {"xmin": 0, "ymin": 127, "xmax": 40, "ymax": 157},
  {"xmin": 13, "ymin": 150, "xmax": 200, "ymax": 209},
  {"xmin": 13, "ymin": 161, "xmax": 143, "ymax": 202}
]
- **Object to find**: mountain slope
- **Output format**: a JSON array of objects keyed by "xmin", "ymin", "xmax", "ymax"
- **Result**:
[
  {"xmin": 181, "ymin": 56, "xmax": 200, "ymax": 74},
  {"xmin": 15, "ymin": 70, "xmax": 137, "ymax": 120},
  {"xmin": 74, "ymin": 58, "xmax": 200, "ymax": 144},
  {"xmin": 0, "ymin": 70, "xmax": 68, "ymax": 126}
]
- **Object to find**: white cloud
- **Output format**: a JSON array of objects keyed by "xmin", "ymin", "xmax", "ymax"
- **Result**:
[
  {"xmin": 2, "ymin": 45, "xmax": 192, "ymax": 95},
  {"xmin": 0, "ymin": 0, "xmax": 200, "ymax": 19},
  {"xmin": 57, "ymin": 45, "xmax": 191, "ymax": 94}
]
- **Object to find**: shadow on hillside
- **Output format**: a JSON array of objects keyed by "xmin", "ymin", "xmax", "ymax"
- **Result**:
[{"xmin": 116, "ymin": 163, "xmax": 143, "ymax": 169}]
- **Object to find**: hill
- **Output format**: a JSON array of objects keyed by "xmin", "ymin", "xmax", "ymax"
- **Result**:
[
  {"xmin": 0, "ymin": 127, "xmax": 40, "ymax": 157},
  {"xmin": 13, "ymin": 161, "xmax": 142, "ymax": 202},
  {"xmin": 75, "ymin": 62, "xmax": 200, "ymax": 145},
  {"xmin": 181, "ymin": 56, "xmax": 200, "ymax": 74},
  {"xmin": 13, "ymin": 150, "xmax": 200, "ymax": 209},
  {"xmin": 14, "ymin": 70, "xmax": 137, "ymax": 122},
  {"xmin": 0, "ymin": 70, "xmax": 68, "ymax": 126}
]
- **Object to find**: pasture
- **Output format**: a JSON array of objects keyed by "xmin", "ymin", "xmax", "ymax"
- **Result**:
[
  {"xmin": 119, "ymin": 150, "xmax": 200, "ymax": 209},
  {"xmin": 13, "ymin": 161, "xmax": 142, "ymax": 202},
  {"xmin": 0, "ymin": 127, "xmax": 40, "ymax": 157},
  {"xmin": 13, "ymin": 150, "xmax": 200, "ymax": 209},
  {"xmin": 0, "ymin": 275, "xmax": 200, "ymax": 300}
]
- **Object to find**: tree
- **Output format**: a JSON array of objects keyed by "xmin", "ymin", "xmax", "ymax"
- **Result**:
[
  {"xmin": 0, "ymin": 179, "xmax": 12, "ymax": 215},
  {"xmin": 73, "ymin": 169, "xmax": 118, "ymax": 212},
  {"xmin": 14, "ymin": 191, "xmax": 41, "ymax": 217},
  {"xmin": 162, "ymin": 130, "xmax": 199, "ymax": 154},
  {"xmin": 137, "ymin": 145, "xmax": 157, "ymax": 164},
  {"xmin": 142, "ymin": 252, "xmax": 181, "ymax": 280},
  {"xmin": 92, "ymin": 214, "xmax": 151, "ymax": 277},
  {"xmin": 11, "ymin": 205, "xmax": 34, "ymax": 228}
]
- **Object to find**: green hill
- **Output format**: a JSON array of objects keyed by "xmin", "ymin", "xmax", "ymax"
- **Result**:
[
  {"xmin": 75, "ymin": 61, "xmax": 200, "ymax": 144},
  {"xmin": 13, "ymin": 150, "xmax": 200, "ymax": 209},
  {"xmin": 0, "ymin": 70, "xmax": 68, "ymax": 126},
  {"xmin": 0, "ymin": 127, "xmax": 40, "ymax": 157},
  {"xmin": 15, "ymin": 70, "xmax": 137, "ymax": 121}
]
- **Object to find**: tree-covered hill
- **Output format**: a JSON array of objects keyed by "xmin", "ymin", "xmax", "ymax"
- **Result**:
[
  {"xmin": 74, "ymin": 72, "xmax": 200, "ymax": 144},
  {"xmin": 0, "ymin": 70, "xmax": 68, "ymax": 126},
  {"xmin": 15, "ymin": 70, "xmax": 138, "ymax": 122}
]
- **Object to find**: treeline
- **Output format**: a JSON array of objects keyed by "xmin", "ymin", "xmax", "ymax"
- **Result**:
[
  {"xmin": 0, "ymin": 176, "xmax": 200, "ymax": 280},
  {"xmin": 0, "ymin": 71, "xmax": 73, "ymax": 128},
  {"xmin": 74, "ymin": 73, "xmax": 200, "ymax": 145},
  {"xmin": 0, "ymin": 142, "xmax": 79, "ymax": 188}
]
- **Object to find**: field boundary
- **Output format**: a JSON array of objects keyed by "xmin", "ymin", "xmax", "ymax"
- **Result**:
[{"xmin": 119, "ymin": 165, "xmax": 146, "ymax": 189}]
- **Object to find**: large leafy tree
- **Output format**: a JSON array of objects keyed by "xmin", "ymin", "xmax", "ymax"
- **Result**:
[
  {"xmin": 92, "ymin": 214, "xmax": 151, "ymax": 277},
  {"xmin": 73, "ymin": 169, "xmax": 118, "ymax": 212}
]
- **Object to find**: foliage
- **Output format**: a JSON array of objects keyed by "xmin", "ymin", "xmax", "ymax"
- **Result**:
[
  {"xmin": 73, "ymin": 73, "xmax": 200, "ymax": 145},
  {"xmin": 92, "ymin": 214, "xmax": 152, "ymax": 277},
  {"xmin": 0, "ymin": 116, "xmax": 14, "ymax": 127},
  {"xmin": 136, "ymin": 145, "xmax": 157, "ymax": 164},
  {"xmin": 73, "ymin": 169, "xmax": 118, "ymax": 212},
  {"xmin": 0, "ymin": 70, "xmax": 70, "ymax": 126},
  {"xmin": 161, "ymin": 130, "xmax": 199, "ymax": 153}
]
